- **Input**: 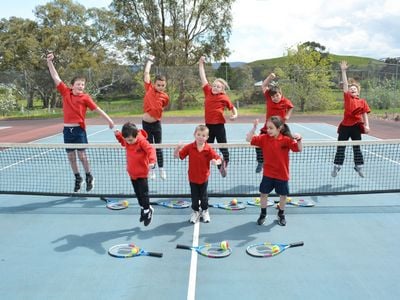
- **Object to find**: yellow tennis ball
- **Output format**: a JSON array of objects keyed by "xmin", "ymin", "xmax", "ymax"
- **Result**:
[
  {"xmin": 122, "ymin": 200, "xmax": 129, "ymax": 207},
  {"xmin": 272, "ymin": 245, "xmax": 280, "ymax": 253},
  {"xmin": 220, "ymin": 241, "xmax": 229, "ymax": 250},
  {"xmin": 255, "ymin": 197, "xmax": 260, "ymax": 204},
  {"xmin": 230, "ymin": 198, "xmax": 238, "ymax": 206},
  {"xmin": 131, "ymin": 246, "xmax": 139, "ymax": 255}
]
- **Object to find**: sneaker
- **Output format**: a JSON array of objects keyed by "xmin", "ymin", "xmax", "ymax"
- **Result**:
[
  {"xmin": 331, "ymin": 165, "xmax": 341, "ymax": 177},
  {"xmin": 219, "ymin": 160, "xmax": 227, "ymax": 178},
  {"xmin": 354, "ymin": 165, "xmax": 364, "ymax": 178},
  {"xmin": 189, "ymin": 210, "xmax": 200, "ymax": 224},
  {"xmin": 86, "ymin": 173, "xmax": 94, "ymax": 192},
  {"xmin": 277, "ymin": 213, "xmax": 286, "ymax": 226},
  {"xmin": 159, "ymin": 168, "xmax": 167, "ymax": 180},
  {"xmin": 143, "ymin": 206, "xmax": 154, "ymax": 226},
  {"xmin": 74, "ymin": 175, "xmax": 83, "ymax": 192},
  {"xmin": 257, "ymin": 213, "xmax": 267, "ymax": 225},
  {"xmin": 149, "ymin": 169, "xmax": 156, "ymax": 180},
  {"xmin": 139, "ymin": 208, "xmax": 145, "ymax": 223},
  {"xmin": 201, "ymin": 209, "xmax": 211, "ymax": 223}
]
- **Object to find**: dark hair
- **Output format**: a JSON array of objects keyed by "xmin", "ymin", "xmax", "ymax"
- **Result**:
[
  {"xmin": 268, "ymin": 86, "xmax": 281, "ymax": 96},
  {"xmin": 121, "ymin": 122, "xmax": 138, "ymax": 138},
  {"xmin": 268, "ymin": 116, "xmax": 293, "ymax": 138},
  {"xmin": 155, "ymin": 74, "xmax": 166, "ymax": 82},
  {"xmin": 70, "ymin": 76, "xmax": 86, "ymax": 85}
]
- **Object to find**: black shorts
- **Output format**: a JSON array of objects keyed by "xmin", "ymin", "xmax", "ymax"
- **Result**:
[
  {"xmin": 63, "ymin": 126, "xmax": 88, "ymax": 152},
  {"xmin": 259, "ymin": 176, "xmax": 289, "ymax": 196}
]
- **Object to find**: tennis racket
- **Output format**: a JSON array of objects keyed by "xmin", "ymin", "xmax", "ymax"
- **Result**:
[
  {"xmin": 100, "ymin": 197, "xmax": 129, "ymax": 210},
  {"xmin": 150, "ymin": 200, "xmax": 190, "ymax": 209},
  {"xmin": 108, "ymin": 243, "xmax": 163, "ymax": 258},
  {"xmin": 246, "ymin": 197, "xmax": 275, "ymax": 207},
  {"xmin": 286, "ymin": 197, "xmax": 315, "ymax": 207},
  {"xmin": 209, "ymin": 199, "xmax": 246, "ymax": 210},
  {"xmin": 176, "ymin": 242, "xmax": 232, "ymax": 258},
  {"xmin": 246, "ymin": 241, "xmax": 304, "ymax": 258}
]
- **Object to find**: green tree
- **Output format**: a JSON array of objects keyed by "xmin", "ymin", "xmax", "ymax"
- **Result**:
[
  {"xmin": 0, "ymin": 86, "xmax": 17, "ymax": 116},
  {"xmin": 283, "ymin": 43, "xmax": 335, "ymax": 112},
  {"xmin": 111, "ymin": 0, "xmax": 234, "ymax": 109},
  {"xmin": 215, "ymin": 62, "xmax": 232, "ymax": 84}
]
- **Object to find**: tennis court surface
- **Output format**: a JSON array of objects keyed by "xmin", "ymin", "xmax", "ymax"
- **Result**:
[{"xmin": 1, "ymin": 120, "xmax": 400, "ymax": 299}]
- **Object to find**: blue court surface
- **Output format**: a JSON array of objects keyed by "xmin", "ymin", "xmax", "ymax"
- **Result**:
[{"xmin": 1, "ymin": 122, "xmax": 399, "ymax": 300}]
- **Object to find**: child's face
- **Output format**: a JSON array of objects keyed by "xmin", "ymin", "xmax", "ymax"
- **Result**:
[
  {"xmin": 72, "ymin": 80, "xmax": 85, "ymax": 95},
  {"xmin": 154, "ymin": 79, "xmax": 166, "ymax": 92},
  {"xmin": 194, "ymin": 130, "xmax": 209, "ymax": 144},
  {"xmin": 211, "ymin": 80, "xmax": 225, "ymax": 95},
  {"xmin": 349, "ymin": 85, "xmax": 359, "ymax": 97},
  {"xmin": 270, "ymin": 92, "xmax": 282, "ymax": 103},
  {"xmin": 124, "ymin": 135, "xmax": 137, "ymax": 144},
  {"xmin": 266, "ymin": 121, "xmax": 281, "ymax": 138}
]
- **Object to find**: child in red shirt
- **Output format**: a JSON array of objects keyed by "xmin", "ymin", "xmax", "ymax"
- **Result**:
[
  {"xmin": 174, "ymin": 125, "xmax": 222, "ymax": 224},
  {"xmin": 255, "ymin": 73, "xmax": 294, "ymax": 173},
  {"xmin": 114, "ymin": 122, "xmax": 157, "ymax": 226},
  {"xmin": 246, "ymin": 116, "xmax": 302, "ymax": 226},
  {"xmin": 199, "ymin": 56, "xmax": 238, "ymax": 178},
  {"xmin": 332, "ymin": 61, "xmax": 371, "ymax": 178},
  {"xmin": 47, "ymin": 53, "xmax": 114, "ymax": 193},
  {"xmin": 142, "ymin": 55, "xmax": 169, "ymax": 180}
]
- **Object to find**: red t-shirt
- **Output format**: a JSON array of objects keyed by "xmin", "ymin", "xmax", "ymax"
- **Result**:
[
  {"xmin": 143, "ymin": 82, "xmax": 169, "ymax": 120},
  {"xmin": 57, "ymin": 82, "xmax": 97, "ymax": 129},
  {"xmin": 340, "ymin": 92, "xmax": 371, "ymax": 126},
  {"xmin": 203, "ymin": 85, "xmax": 234, "ymax": 124},
  {"xmin": 264, "ymin": 92, "xmax": 294, "ymax": 119},
  {"xmin": 178, "ymin": 142, "xmax": 221, "ymax": 184},
  {"xmin": 251, "ymin": 134, "xmax": 300, "ymax": 181},
  {"xmin": 115, "ymin": 130, "xmax": 157, "ymax": 180},
  {"xmin": 260, "ymin": 92, "xmax": 294, "ymax": 133}
]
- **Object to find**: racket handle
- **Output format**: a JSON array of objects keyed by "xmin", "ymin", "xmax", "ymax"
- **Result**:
[
  {"xmin": 148, "ymin": 252, "xmax": 163, "ymax": 258},
  {"xmin": 176, "ymin": 244, "xmax": 192, "ymax": 250},
  {"xmin": 289, "ymin": 241, "xmax": 304, "ymax": 248}
]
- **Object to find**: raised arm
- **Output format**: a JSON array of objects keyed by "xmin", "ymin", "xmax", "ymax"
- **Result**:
[
  {"xmin": 340, "ymin": 61, "xmax": 349, "ymax": 93},
  {"xmin": 46, "ymin": 53, "xmax": 62, "ymax": 86},
  {"xmin": 144, "ymin": 55, "xmax": 155, "ymax": 84},
  {"xmin": 246, "ymin": 119, "xmax": 259, "ymax": 142},
  {"xmin": 261, "ymin": 73, "xmax": 276, "ymax": 94},
  {"xmin": 199, "ymin": 56, "xmax": 208, "ymax": 87}
]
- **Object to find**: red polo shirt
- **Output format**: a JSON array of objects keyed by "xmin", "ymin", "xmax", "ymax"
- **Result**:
[
  {"xmin": 57, "ymin": 82, "xmax": 97, "ymax": 129},
  {"xmin": 178, "ymin": 141, "xmax": 221, "ymax": 184},
  {"xmin": 203, "ymin": 85, "xmax": 234, "ymax": 124},
  {"xmin": 143, "ymin": 82, "xmax": 169, "ymax": 120},
  {"xmin": 115, "ymin": 130, "xmax": 157, "ymax": 180},
  {"xmin": 264, "ymin": 92, "xmax": 294, "ymax": 119},
  {"xmin": 340, "ymin": 92, "xmax": 371, "ymax": 126},
  {"xmin": 251, "ymin": 134, "xmax": 300, "ymax": 181}
]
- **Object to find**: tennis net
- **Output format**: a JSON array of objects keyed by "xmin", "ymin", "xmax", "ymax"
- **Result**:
[{"xmin": 1, "ymin": 140, "xmax": 399, "ymax": 198}]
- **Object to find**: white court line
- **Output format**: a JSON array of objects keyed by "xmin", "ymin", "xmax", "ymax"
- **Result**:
[
  {"xmin": 187, "ymin": 221, "xmax": 200, "ymax": 300},
  {"xmin": 0, "ymin": 126, "xmax": 11, "ymax": 130},
  {"xmin": 31, "ymin": 126, "xmax": 111, "ymax": 143},
  {"xmin": 1, "ymin": 127, "xmax": 112, "ymax": 172},
  {"xmin": 294, "ymin": 123, "xmax": 337, "ymax": 140}
]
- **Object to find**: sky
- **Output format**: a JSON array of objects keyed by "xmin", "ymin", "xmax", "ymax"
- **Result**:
[{"xmin": 2, "ymin": 0, "xmax": 400, "ymax": 62}]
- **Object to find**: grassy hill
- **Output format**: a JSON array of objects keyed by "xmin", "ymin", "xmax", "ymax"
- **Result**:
[{"xmin": 246, "ymin": 53, "xmax": 385, "ymax": 71}]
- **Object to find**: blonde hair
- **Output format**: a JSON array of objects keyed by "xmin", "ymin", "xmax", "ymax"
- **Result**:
[
  {"xmin": 214, "ymin": 78, "xmax": 230, "ymax": 91},
  {"xmin": 194, "ymin": 124, "xmax": 209, "ymax": 134},
  {"xmin": 348, "ymin": 78, "xmax": 361, "ymax": 92}
]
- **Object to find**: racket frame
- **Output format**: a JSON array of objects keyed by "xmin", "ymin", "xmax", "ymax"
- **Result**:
[
  {"xmin": 246, "ymin": 241, "xmax": 304, "ymax": 257},
  {"xmin": 176, "ymin": 243, "xmax": 232, "ymax": 258}
]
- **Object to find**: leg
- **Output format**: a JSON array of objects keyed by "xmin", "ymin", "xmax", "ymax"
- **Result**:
[
  {"xmin": 257, "ymin": 176, "xmax": 274, "ymax": 225},
  {"xmin": 199, "ymin": 182, "xmax": 210, "ymax": 223},
  {"xmin": 275, "ymin": 179, "xmax": 289, "ymax": 226},
  {"xmin": 255, "ymin": 147, "xmax": 263, "ymax": 173},
  {"xmin": 189, "ymin": 182, "xmax": 201, "ymax": 223},
  {"xmin": 132, "ymin": 178, "xmax": 153, "ymax": 226},
  {"xmin": 349, "ymin": 125, "xmax": 365, "ymax": 177},
  {"xmin": 332, "ymin": 125, "xmax": 351, "ymax": 177}
]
